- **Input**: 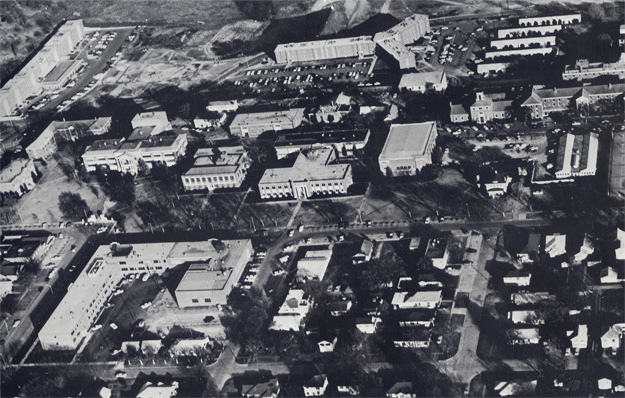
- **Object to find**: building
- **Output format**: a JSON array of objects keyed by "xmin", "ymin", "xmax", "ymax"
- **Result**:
[
  {"xmin": 303, "ymin": 374, "xmax": 328, "ymax": 397},
  {"xmin": 82, "ymin": 134, "xmax": 188, "ymax": 174},
  {"xmin": 311, "ymin": 93, "xmax": 353, "ymax": 123},
  {"xmin": 600, "ymin": 323, "xmax": 625, "ymax": 354},
  {"xmin": 508, "ymin": 310, "xmax": 542, "ymax": 325},
  {"xmin": 569, "ymin": 324, "xmax": 588, "ymax": 355},
  {"xmin": 206, "ymin": 100, "xmax": 239, "ymax": 113},
  {"xmin": 391, "ymin": 290, "xmax": 442, "ymax": 310},
  {"xmin": 503, "ymin": 270, "xmax": 531, "ymax": 287},
  {"xmin": 449, "ymin": 104, "xmax": 470, "ymax": 123},
  {"xmin": 181, "ymin": 146, "xmax": 250, "ymax": 192},
  {"xmin": 0, "ymin": 159, "xmax": 37, "ymax": 196},
  {"xmin": 38, "ymin": 239, "xmax": 249, "ymax": 350},
  {"xmin": 317, "ymin": 336, "xmax": 338, "ymax": 353},
  {"xmin": 616, "ymin": 229, "xmax": 625, "ymax": 260},
  {"xmin": 41, "ymin": 60, "xmax": 83, "ymax": 92},
  {"xmin": 476, "ymin": 62, "xmax": 510, "ymax": 76},
  {"xmin": 398, "ymin": 70, "xmax": 447, "ymax": 92},
  {"xmin": 485, "ymin": 46, "xmax": 555, "ymax": 60},
  {"xmin": 376, "ymin": 39, "xmax": 417, "ymax": 70},
  {"xmin": 545, "ymin": 234, "xmax": 566, "ymax": 257},
  {"xmin": 506, "ymin": 328, "xmax": 540, "ymax": 345},
  {"xmin": 482, "ymin": 174, "xmax": 512, "ymax": 198},
  {"xmin": 497, "ymin": 24, "xmax": 562, "ymax": 38},
  {"xmin": 609, "ymin": 132, "xmax": 625, "ymax": 197},
  {"xmin": 489, "ymin": 36, "xmax": 556, "ymax": 50},
  {"xmin": 425, "ymin": 238, "xmax": 448, "ymax": 269},
  {"xmin": 374, "ymin": 14, "xmax": 430, "ymax": 70},
  {"xmin": 270, "ymin": 288, "xmax": 312, "ymax": 331},
  {"xmin": 555, "ymin": 132, "xmax": 598, "ymax": 178},
  {"xmin": 620, "ymin": 24, "xmax": 625, "ymax": 47},
  {"xmin": 26, "ymin": 118, "xmax": 112, "ymax": 160},
  {"xmin": 174, "ymin": 240, "xmax": 253, "ymax": 308},
  {"xmin": 510, "ymin": 292, "xmax": 554, "ymax": 305},
  {"xmin": 387, "ymin": 382, "xmax": 417, "ymax": 398},
  {"xmin": 494, "ymin": 380, "xmax": 537, "ymax": 397},
  {"xmin": 193, "ymin": 112, "xmax": 227, "ymax": 130},
  {"xmin": 397, "ymin": 309, "xmax": 436, "ymax": 328},
  {"xmin": 229, "ymin": 108, "xmax": 305, "ymax": 138},
  {"xmin": 275, "ymin": 36, "xmax": 375, "ymax": 64},
  {"xmin": 379, "ymin": 122, "xmax": 438, "ymax": 177},
  {"xmin": 259, "ymin": 148, "xmax": 353, "ymax": 199},
  {"xmin": 573, "ymin": 235, "xmax": 594, "ymax": 263},
  {"xmin": 563, "ymin": 57, "xmax": 625, "ymax": 81},
  {"xmin": 136, "ymin": 381, "xmax": 178, "ymax": 398},
  {"xmin": 297, "ymin": 246, "xmax": 332, "ymax": 280},
  {"xmin": 352, "ymin": 239, "xmax": 373, "ymax": 264},
  {"xmin": 356, "ymin": 315, "xmax": 381, "ymax": 334},
  {"xmin": 131, "ymin": 111, "xmax": 171, "ymax": 136},
  {"xmin": 241, "ymin": 378, "xmax": 280, "ymax": 398},
  {"xmin": 521, "ymin": 83, "xmax": 625, "ymax": 120},
  {"xmin": 0, "ymin": 234, "xmax": 54, "ymax": 264},
  {"xmin": 469, "ymin": 92, "xmax": 513, "ymax": 124},
  {"xmin": 274, "ymin": 128, "xmax": 370, "ymax": 159},
  {"xmin": 517, "ymin": 14, "xmax": 581, "ymax": 27},
  {"xmin": 600, "ymin": 266, "xmax": 624, "ymax": 284},
  {"xmin": 517, "ymin": 233, "xmax": 541, "ymax": 263}
]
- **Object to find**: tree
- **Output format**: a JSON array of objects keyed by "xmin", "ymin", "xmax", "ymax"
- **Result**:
[
  {"xmin": 58, "ymin": 192, "xmax": 89, "ymax": 220},
  {"xmin": 361, "ymin": 258, "xmax": 404, "ymax": 291},
  {"xmin": 97, "ymin": 170, "xmax": 136, "ymax": 206},
  {"xmin": 587, "ymin": 3, "xmax": 606, "ymax": 21},
  {"xmin": 233, "ymin": 0, "xmax": 275, "ymax": 21}
]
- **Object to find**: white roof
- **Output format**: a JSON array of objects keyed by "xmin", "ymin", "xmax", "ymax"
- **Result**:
[
  {"xmin": 399, "ymin": 71, "xmax": 446, "ymax": 88},
  {"xmin": 545, "ymin": 234, "xmax": 566, "ymax": 257},
  {"xmin": 380, "ymin": 122, "xmax": 437, "ymax": 161},
  {"xmin": 391, "ymin": 290, "xmax": 441, "ymax": 306},
  {"xmin": 616, "ymin": 228, "xmax": 625, "ymax": 260}
]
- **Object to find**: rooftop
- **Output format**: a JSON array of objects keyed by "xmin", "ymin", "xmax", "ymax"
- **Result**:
[
  {"xmin": 276, "ymin": 36, "xmax": 373, "ymax": 50},
  {"xmin": 260, "ymin": 148, "xmax": 350, "ymax": 184},
  {"xmin": 184, "ymin": 147, "xmax": 248, "ymax": 176},
  {"xmin": 43, "ymin": 60, "xmax": 78, "ymax": 83},
  {"xmin": 379, "ymin": 122, "xmax": 437, "ymax": 160},
  {"xmin": 230, "ymin": 108, "xmax": 305, "ymax": 127},
  {"xmin": 399, "ymin": 70, "xmax": 446, "ymax": 88},
  {"xmin": 275, "ymin": 129, "xmax": 369, "ymax": 147},
  {"xmin": 556, "ymin": 132, "xmax": 598, "ymax": 175},
  {"xmin": 0, "ymin": 159, "xmax": 33, "ymax": 183}
]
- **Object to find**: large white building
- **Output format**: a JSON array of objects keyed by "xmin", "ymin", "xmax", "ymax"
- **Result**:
[
  {"xmin": 275, "ymin": 36, "xmax": 376, "ymax": 64},
  {"xmin": 497, "ymin": 24, "xmax": 562, "ymax": 39},
  {"xmin": 181, "ymin": 146, "xmax": 250, "ymax": 192},
  {"xmin": 562, "ymin": 57, "xmax": 625, "ymax": 81},
  {"xmin": 517, "ymin": 14, "xmax": 581, "ymax": 27},
  {"xmin": 229, "ymin": 108, "xmax": 305, "ymax": 138},
  {"xmin": 489, "ymin": 36, "xmax": 556, "ymax": 50},
  {"xmin": 555, "ymin": 132, "xmax": 598, "ymax": 178},
  {"xmin": 0, "ymin": 159, "xmax": 37, "ymax": 196},
  {"xmin": 259, "ymin": 148, "xmax": 353, "ymax": 199},
  {"xmin": 374, "ymin": 14, "xmax": 430, "ymax": 70},
  {"xmin": 274, "ymin": 128, "xmax": 370, "ymax": 159},
  {"xmin": 39, "ymin": 239, "xmax": 252, "ymax": 350},
  {"xmin": 378, "ymin": 122, "xmax": 438, "ymax": 177},
  {"xmin": 398, "ymin": 70, "xmax": 447, "ymax": 92}
]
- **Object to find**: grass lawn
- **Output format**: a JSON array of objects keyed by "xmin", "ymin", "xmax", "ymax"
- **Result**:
[{"xmin": 296, "ymin": 197, "xmax": 362, "ymax": 226}]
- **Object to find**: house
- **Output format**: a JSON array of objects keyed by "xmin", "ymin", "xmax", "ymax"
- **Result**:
[
  {"xmin": 317, "ymin": 335, "xmax": 338, "ymax": 353},
  {"xmin": 328, "ymin": 300, "xmax": 352, "ymax": 316},
  {"xmin": 121, "ymin": 339, "xmax": 162, "ymax": 355},
  {"xmin": 131, "ymin": 111, "xmax": 171, "ymax": 136},
  {"xmin": 398, "ymin": 70, "xmax": 447, "ymax": 93},
  {"xmin": 378, "ymin": 122, "xmax": 438, "ymax": 177},
  {"xmin": 397, "ymin": 309, "xmax": 436, "ymax": 327},
  {"xmin": 270, "ymin": 288, "xmax": 313, "ymax": 331},
  {"xmin": 505, "ymin": 328, "xmax": 540, "ymax": 345},
  {"xmin": 181, "ymin": 146, "xmax": 250, "ymax": 192},
  {"xmin": 615, "ymin": 228, "xmax": 625, "ymax": 260},
  {"xmin": 98, "ymin": 387, "xmax": 112, "ymax": 398},
  {"xmin": 425, "ymin": 238, "xmax": 448, "ymax": 269},
  {"xmin": 503, "ymin": 270, "xmax": 531, "ymax": 287},
  {"xmin": 517, "ymin": 233, "xmax": 541, "ymax": 263},
  {"xmin": 337, "ymin": 384, "xmax": 360, "ymax": 396},
  {"xmin": 555, "ymin": 132, "xmax": 598, "ymax": 178},
  {"xmin": 508, "ymin": 310, "xmax": 543, "ymax": 325},
  {"xmin": 600, "ymin": 324, "xmax": 624, "ymax": 354},
  {"xmin": 449, "ymin": 104, "xmax": 469, "ymax": 123},
  {"xmin": 303, "ymin": 374, "xmax": 328, "ymax": 397},
  {"xmin": 545, "ymin": 234, "xmax": 566, "ymax": 257},
  {"xmin": 296, "ymin": 246, "xmax": 332, "ymax": 281},
  {"xmin": 386, "ymin": 381, "xmax": 417, "ymax": 398},
  {"xmin": 170, "ymin": 337, "xmax": 217, "ymax": 356},
  {"xmin": 600, "ymin": 266, "xmax": 624, "ymax": 284},
  {"xmin": 352, "ymin": 239, "xmax": 373, "ymax": 264},
  {"xmin": 510, "ymin": 292, "xmax": 554, "ymax": 306},
  {"xmin": 356, "ymin": 315, "xmax": 381, "ymax": 334},
  {"xmin": 136, "ymin": 381, "xmax": 179, "ymax": 398},
  {"xmin": 573, "ymin": 235, "xmax": 594, "ymax": 263},
  {"xmin": 568, "ymin": 324, "xmax": 588, "ymax": 355},
  {"xmin": 598, "ymin": 378, "xmax": 613, "ymax": 391},
  {"xmin": 312, "ymin": 93, "xmax": 353, "ymax": 123},
  {"xmin": 493, "ymin": 380, "xmax": 537, "ymax": 397},
  {"xmin": 241, "ymin": 378, "xmax": 280, "ymax": 398},
  {"xmin": 391, "ymin": 290, "xmax": 441, "ymax": 310},
  {"xmin": 206, "ymin": 100, "xmax": 238, "ymax": 113},
  {"xmin": 417, "ymin": 273, "xmax": 443, "ymax": 289},
  {"xmin": 480, "ymin": 173, "xmax": 512, "ymax": 198}
]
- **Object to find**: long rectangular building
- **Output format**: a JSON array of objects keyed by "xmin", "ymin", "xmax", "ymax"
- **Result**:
[
  {"xmin": 275, "ymin": 36, "xmax": 375, "ymax": 64},
  {"xmin": 485, "ymin": 47, "xmax": 555, "ymax": 60},
  {"xmin": 555, "ymin": 132, "xmax": 598, "ymax": 178},
  {"xmin": 378, "ymin": 122, "xmax": 438, "ymax": 177},
  {"xmin": 562, "ymin": 58, "xmax": 625, "ymax": 81},
  {"xmin": 517, "ymin": 14, "xmax": 581, "ymax": 27},
  {"xmin": 497, "ymin": 24, "xmax": 562, "ymax": 39},
  {"xmin": 39, "ymin": 239, "xmax": 253, "ymax": 350},
  {"xmin": 489, "ymin": 36, "xmax": 556, "ymax": 50},
  {"xmin": 229, "ymin": 108, "xmax": 305, "ymax": 138},
  {"xmin": 274, "ymin": 128, "xmax": 370, "ymax": 159}
]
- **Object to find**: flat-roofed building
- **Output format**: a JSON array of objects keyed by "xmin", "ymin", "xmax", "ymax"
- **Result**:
[
  {"xmin": 275, "ymin": 36, "xmax": 375, "ymax": 64},
  {"xmin": 391, "ymin": 290, "xmax": 442, "ymax": 310},
  {"xmin": 497, "ymin": 24, "xmax": 562, "ymax": 38},
  {"xmin": 489, "ymin": 36, "xmax": 556, "ymax": 50},
  {"xmin": 425, "ymin": 238, "xmax": 448, "ymax": 269},
  {"xmin": 297, "ymin": 246, "xmax": 332, "ymax": 281},
  {"xmin": 274, "ymin": 128, "xmax": 370, "ymax": 159},
  {"xmin": 26, "ymin": 118, "xmax": 111, "ymax": 160},
  {"xmin": 182, "ymin": 146, "xmax": 250, "ymax": 191},
  {"xmin": 485, "ymin": 46, "xmax": 555, "ymax": 60},
  {"xmin": 131, "ymin": 111, "xmax": 171, "ymax": 136},
  {"xmin": 609, "ymin": 131, "xmax": 625, "ymax": 197},
  {"xmin": 562, "ymin": 58, "xmax": 625, "ymax": 81},
  {"xmin": 259, "ymin": 148, "xmax": 353, "ymax": 199},
  {"xmin": 476, "ymin": 62, "xmax": 510, "ymax": 75},
  {"xmin": 0, "ymin": 159, "xmax": 37, "ymax": 196},
  {"xmin": 229, "ymin": 108, "xmax": 305, "ymax": 138},
  {"xmin": 375, "ymin": 14, "xmax": 430, "ymax": 45},
  {"xmin": 206, "ymin": 100, "xmax": 239, "ymax": 113},
  {"xmin": 0, "ymin": 88, "xmax": 20, "ymax": 117},
  {"xmin": 174, "ymin": 240, "xmax": 253, "ymax": 308},
  {"xmin": 521, "ymin": 83, "xmax": 625, "ymax": 119},
  {"xmin": 39, "ymin": 239, "xmax": 251, "ymax": 350},
  {"xmin": 399, "ymin": 70, "xmax": 447, "ymax": 92},
  {"xmin": 378, "ymin": 121, "xmax": 438, "ymax": 177},
  {"xmin": 82, "ymin": 134, "xmax": 188, "ymax": 174},
  {"xmin": 41, "ymin": 60, "xmax": 82, "ymax": 92},
  {"xmin": 518, "ymin": 14, "xmax": 581, "ymax": 27},
  {"xmin": 506, "ymin": 327, "xmax": 540, "ymax": 345},
  {"xmin": 270, "ymin": 288, "xmax": 313, "ymax": 331},
  {"xmin": 555, "ymin": 132, "xmax": 598, "ymax": 178},
  {"xmin": 376, "ymin": 38, "xmax": 416, "ymax": 70},
  {"xmin": 620, "ymin": 24, "xmax": 625, "ymax": 47}
]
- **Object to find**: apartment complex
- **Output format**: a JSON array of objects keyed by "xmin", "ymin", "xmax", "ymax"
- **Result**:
[
  {"xmin": 26, "ymin": 117, "xmax": 112, "ymax": 160},
  {"xmin": 497, "ymin": 24, "xmax": 562, "ymax": 38},
  {"xmin": 517, "ymin": 13, "xmax": 581, "ymax": 27},
  {"xmin": 174, "ymin": 240, "xmax": 253, "ymax": 308},
  {"xmin": 82, "ymin": 134, "xmax": 188, "ymax": 174},
  {"xmin": 229, "ymin": 108, "xmax": 305, "ymax": 138},
  {"xmin": 555, "ymin": 132, "xmax": 599, "ymax": 178},
  {"xmin": 275, "ymin": 36, "xmax": 376, "ymax": 64},
  {"xmin": 274, "ymin": 128, "xmax": 370, "ymax": 159},
  {"xmin": 398, "ymin": 70, "xmax": 447, "ymax": 93},
  {"xmin": 181, "ymin": 146, "xmax": 250, "ymax": 192},
  {"xmin": 259, "ymin": 148, "xmax": 353, "ymax": 199},
  {"xmin": 0, "ymin": 159, "xmax": 37, "ymax": 196},
  {"xmin": 521, "ymin": 83, "xmax": 625, "ymax": 119},
  {"xmin": 374, "ymin": 14, "xmax": 430, "ymax": 70},
  {"xmin": 562, "ymin": 57, "xmax": 625, "ymax": 81},
  {"xmin": 39, "ymin": 239, "xmax": 252, "ymax": 350},
  {"xmin": 378, "ymin": 122, "xmax": 438, "ymax": 177},
  {"xmin": 0, "ymin": 20, "xmax": 85, "ymax": 117}
]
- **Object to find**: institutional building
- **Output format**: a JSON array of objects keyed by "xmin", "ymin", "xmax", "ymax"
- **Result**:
[
  {"xmin": 181, "ymin": 146, "xmax": 250, "ymax": 192},
  {"xmin": 0, "ymin": 159, "xmax": 37, "ymax": 196},
  {"xmin": 609, "ymin": 131, "xmax": 625, "ymax": 197},
  {"xmin": 206, "ymin": 100, "xmax": 239, "ymax": 113},
  {"xmin": 517, "ymin": 14, "xmax": 581, "ymax": 27},
  {"xmin": 41, "ymin": 60, "xmax": 83, "ymax": 92},
  {"xmin": 275, "ymin": 36, "xmax": 375, "ymax": 64},
  {"xmin": 131, "ymin": 111, "xmax": 171, "ymax": 136},
  {"xmin": 376, "ymin": 39, "xmax": 416, "ymax": 70},
  {"xmin": 174, "ymin": 240, "xmax": 253, "ymax": 308},
  {"xmin": 562, "ymin": 57, "xmax": 625, "ymax": 81},
  {"xmin": 398, "ymin": 70, "xmax": 447, "ymax": 93},
  {"xmin": 39, "ymin": 239, "xmax": 252, "ymax": 350},
  {"xmin": 374, "ymin": 14, "xmax": 430, "ymax": 70},
  {"xmin": 521, "ymin": 83, "xmax": 625, "ymax": 119},
  {"xmin": 378, "ymin": 122, "xmax": 438, "ymax": 177},
  {"xmin": 555, "ymin": 132, "xmax": 599, "ymax": 178},
  {"xmin": 259, "ymin": 148, "xmax": 353, "ymax": 199},
  {"xmin": 229, "ymin": 108, "xmax": 305, "ymax": 138},
  {"xmin": 26, "ymin": 117, "xmax": 112, "ymax": 160},
  {"xmin": 476, "ymin": 62, "xmax": 509, "ymax": 75},
  {"xmin": 274, "ymin": 128, "xmax": 370, "ymax": 159},
  {"xmin": 468, "ymin": 92, "xmax": 513, "ymax": 124},
  {"xmin": 82, "ymin": 134, "xmax": 188, "ymax": 174}
]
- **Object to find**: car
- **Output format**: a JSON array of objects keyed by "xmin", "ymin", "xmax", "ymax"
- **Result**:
[
  {"xmin": 140, "ymin": 301, "xmax": 152, "ymax": 309},
  {"xmin": 287, "ymin": 229, "xmax": 294, "ymax": 237},
  {"xmin": 365, "ymin": 220, "xmax": 372, "ymax": 227},
  {"xmin": 142, "ymin": 273, "xmax": 150, "ymax": 282},
  {"xmin": 203, "ymin": 315, "xmax": 215, "ymax": 323},
  {"xmin": 91, "ymin": 324, "xmax": 103, "ymax": 331},
  {"xmin": 115, "ymin": 371, "xmax": 127, "ymax": 378},
  {"xmin": 109, "ymin": 322, "xmax": 118, "ymax": 330},
  {"xmin": 272, "ymin": 269, "xmax": 286, "ymax": 276},
  {"xmin": 387, "ymin": 232, "xmax": 394, "ymax": 238},
  {"xmin": 69, "ymin": 264, "xmax": 77, "ymax": 273},
  {"xmin": 397, "ymin": 232, "xmax": 405, "ymax": 239}
]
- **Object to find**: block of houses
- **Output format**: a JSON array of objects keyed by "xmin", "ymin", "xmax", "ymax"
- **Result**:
[
  {"xmin": 517, "ymin": 233, "xmax": 541, "ymax": 264},
  {"xmin": 269, "ymin": 288, "xmax": 313, "ymax": 331},
  {"xmin": 378, "ymin": 122, "xmax": 438, "ymax": 177},
  {"xmin": 241, "ymin": 378, "xmax": 280, "ymax": 398},
  {"xmin": 356, "ymin": 315, "xmax": 381, "ymax": 334},
  {"xmin": 181, "ymin": 146, "xmax": 250, "ymax": 192},
  {"xmin": 391, "ymin": 290, "xmax": 442, "ymax": 310},
  {"xmin": 259, "ymin": 148, "xmax": 353, "ymax": 199},
  {"xmin": 568, "ymin": 324, "xmax": 588, "ymax": 355},
  {"xmin": 505, "ymin": 328, "xmax": 540, "ymax": 345},
  {"xmin": 398, "ymin": 70, "xmax": 447, "ymax": 93},
  {"xmin": 397, "ymin": 309, "xmax": 436, "ymax": 328},
  {"xmin": 545, "ymin": 234, "xmax": 566, "ymax": 257},
  {"xmin": 503, "ymin": 270, "xmax": 531, "ymax": 287},
  {"xmin": 386, "ymin": 381, "xmax": 417, "ymax": 398},
  {"xmin": 303, "ymin": 374, "xmax": 328, "ymax": 397},
  {"xmin": 352, "ymin": 239, "xmax": 373, "ymax": 264},
  {"xmin": 425, "ymin": 238, "xmax": 448, "ymax": 269},
  {"xmin": 296, "ymin": 246, "xmax": 332, "ymax": 281}
]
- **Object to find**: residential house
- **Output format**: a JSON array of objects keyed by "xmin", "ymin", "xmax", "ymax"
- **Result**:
[
  {"xmin": 568, "ymin": 324, "xmax": 588, "ymax": 355},
  {"xmin": 616, "ymin": 228, "xmax": 625, "ymax": 260},
  {"xmin": 545, "ymin": 234, "xmax": 566, "ymax": 257},
  {"xmin": 425, "ymin": 238, "xmax": 448, "ymax": 269},
  {"xmin": 386, "ymin": 381, "xmax": 417, "ymax": 398},
  {"xmin": 598, "ymin": 378, "xmax": 613, "ymax": 391},
  {"xmin": 136, "ymin": 381, "xmax": 178, "ymax": 398},
  {"xmin": 317, "ymin": 336, "xmax": 338, "ymax": 353},
  {"xmin": 505, "ymin": 328, "xmax": 540, "ymax": 345},
  {"xmin": 510, "ymin": 292, "xmax": 554, "ymax": 305},
  {"xmin": 328, "ymin": 300, "xmax": 352, "ymax": 316},
  {"xmin": 479, "ymin": 172, "xmax": 512, "ymax": 198},
  {"xmin": 508, "ymin": 310, "xmax": 543, "ymax": 325},
  {"xmin": 600, "ymin": 266, "xmax": 624, "ymax": 284},
  {"xmin": 600, "ymin": 324, "xmax": 624, "ymax": 354},
  {"xmin": 270, "ymin": 288, "xmax": 313, "ymax": 331},
  {"xmin": 391, "ymin": 290, "xmax": 442, "ymax": 310},
  {"xmin": 296, "ymin": 246, "xmax": 332, "ymax": 281},
  {"xmin": 303, "ymin": 374, "xmax": 328, "ymax": 397},
  {"xmin": 517, "ymin": 233, "xmax": 541, "ymax": 264},
  {"xmin": 241, "ymin": 378, "xmax": 280, "ymax": 398},
  {"xmin": 573, "ymin": 235, "xmax": 594, "ymax": 263},
  {"xmin": 337, "ymin": 384, "xmax": 360, "ymax": 396},
  {"xmin": 397, "ymin": 309, "xmax": 436, "ymax": 328},
  {"xmin": 503, "ymin": 270, "xmax": 531, "ymax": 287},
  {"xmin": 356, "ymin": 315, "xmax": 381, "ymax": 334},
  {"xmin": 352, "ymin": 239, "xmax": 373, "ymax": 264}
]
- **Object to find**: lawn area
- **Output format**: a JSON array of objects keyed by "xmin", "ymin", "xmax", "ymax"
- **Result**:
[{"xmin": 295, "ymin": 197, "xmax": 363, "ymax": 226}]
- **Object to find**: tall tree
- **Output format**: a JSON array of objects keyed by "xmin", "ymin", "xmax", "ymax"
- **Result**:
[{"xmin": 58, "ymin": 192, "xmax": 89, "ymax": 219}]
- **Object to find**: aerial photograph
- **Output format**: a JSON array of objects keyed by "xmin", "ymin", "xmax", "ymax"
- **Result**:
[{"xmin": 0, "ymin": 0, "xmax": 623, "ymax": 396}]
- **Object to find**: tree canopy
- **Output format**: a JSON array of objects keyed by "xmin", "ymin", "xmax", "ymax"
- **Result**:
[{"xmin": 58, "ymin": 192, "xmax": 89, "ymax": 220}]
